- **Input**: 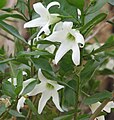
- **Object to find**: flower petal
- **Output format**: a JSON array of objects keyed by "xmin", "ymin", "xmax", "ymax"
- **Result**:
[
  {"xmin": 53, "ymin": 22, "xmax": 63, "ymax": 31},
  {"xmin": 28, "ymin": 83, "xmax": 46, "ymax": 96},
  {"xmin": 33, "ymin": 2, "xmax": 49, "ymax": 18},
  {"xmin": 38, "ymin": 69, "xmax": 47, "ymax": 82},
  {"xmin": 37, "ymin": 22, "xmax": 50, "ymax": 37},
  {"xmin": 47, "ymin": 1, "xmax": 60, "ymax": 10},
  {"xmin": 75, "ymin": 30, "xmax": 85, "ymax": 48},
  {"xmin": 62, "ymin": 21, "xmax": 73, "ymax": 31},
  {"xmin": 90, "ymin": 102, "xmax": 101, "ymax": 113},
  {"xmin": 24, "ymin": 18, "xmax": 47, "ymax": 28},
  {"xmin": 96, "ymin": 115, "xmax": 105, "ymax": 120},
  {"xmin": 55, "ymin": 41, "xmax": 72, "ymax": 64},
  {"xmin": 103, "ymin": 101, "xmax": 114, "ymax": 113},
  {"xmin": 17, "ymin": 96, "xmax": 26, "ymax": 113},
  {"xmin": 49, "ymin": 81, "xmax": 64, "ymax": 91},
  {"xmin": 23, "ymin": 78, "xmax": 36, "ymax": 88},
  {"xmin": 50, "ymin": 14, "xmax": 61, "ymax": 25},
  {"xmin": 38, "ymin": 91, "xmax": 51, "ymax": 114},
  {"xmin": 52, "ymin": 90, "xmax": 63, "ymax": 112},
  {"xmin": 45, "ymin": 30, "xmax": 67, "ymax": 42},
  {"xmin": 72, "ymin": 44, "xmax": 80, "ymax": 66}
]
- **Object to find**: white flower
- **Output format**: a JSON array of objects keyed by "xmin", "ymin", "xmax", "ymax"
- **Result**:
[
  {"xmin": 24, "ymin": 2, "xmax": 61, "ymax": 36},
  {"xmin": 45, "ymin": 21, "xmax": 85, "ymax": 65},
  {"xmin": 28, "ymin": 69, "xmax": 64, "ymax": 114},
  {"xmin": 90, "ymin": 101, "xmax": 114, "ymax": 120}
]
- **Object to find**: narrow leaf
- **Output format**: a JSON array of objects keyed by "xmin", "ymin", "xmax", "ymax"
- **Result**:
[
  {"xmin": 0, "ymin": 21, "xmax": 27, "ymax": 44},
  {"xmin": 21, "ymin": 80, "xmax": 37, "ymax": 95},
  {"xmin": 84, "ymin": 91, "xmax": 112, "ymax": 105},
  {"xmin": 9, "ymin": 109, "xmax": 25, "ymax": 118},
  {"xmin": 31, "ymin": 58, "xmax": 53, "ymax": 73},
  {"xmin": 66, "ymin": 0, "xmax": 84, "ymax": 10},
  {"xmin": 81, "ymin": 13, "xmax": 107, "ymax": 36}
]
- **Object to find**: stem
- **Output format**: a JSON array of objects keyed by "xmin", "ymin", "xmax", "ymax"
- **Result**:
[
  {"xmin": 26, "ymin": 97, "xmax": 36, "ymax": 120},
  {"xmin": 27, "ymin": 0, "xmax": 32, "ymax": 20},
  {"xmin": 89, "ymin": 98, "xmax": 110, "ymax": 120},
  {"xmin": 74, "ymin": 77, "xmax": 80, "ymax": 120},
  {"xmin": 9, "ymin": 61, "xmax": 15, "ymax": 78}
]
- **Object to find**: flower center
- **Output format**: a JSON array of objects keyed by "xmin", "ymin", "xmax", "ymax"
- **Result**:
[
  {"xmin": 46, "ymin": 83, "xmax": 54, "ymax": 90},
  {"xmin": 67, "ymin": 33, "xmax": 75, "ymax": 41}
]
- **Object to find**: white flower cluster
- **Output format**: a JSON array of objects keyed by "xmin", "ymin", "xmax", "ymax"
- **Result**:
[
  {"xmin": 24, "ymin": 1, "xmax": 85, "ymax": 66},
  {"xmin": 8, "ymin": 1, "xmax": 85, "ymax": 115}
]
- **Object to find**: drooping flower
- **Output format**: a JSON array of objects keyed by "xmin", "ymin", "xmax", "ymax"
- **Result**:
[
  {"xmin": 28, "ymin": 69, "xmax": 64, "ymax": 114},
  {"xmin": 24, "ymin": 2, "xmax": 61, "ymax": 36},
  {"xmin": 90, "ymin": 101, "xmax": 114, "ymax": 120},
  {"xmin": 45, "ymin": 21, "xmax": 85, "ymax": 65}
]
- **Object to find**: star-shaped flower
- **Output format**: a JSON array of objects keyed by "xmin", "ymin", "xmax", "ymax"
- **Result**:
[
  {"xmin": 45, "ymin": 21, "xmax": 85, "ymax": 65},
  {"xmin": 90, "ymin": 101, "xmax": 114, "ymax": 120},
  {"xmin": 28, "ymin": 69, "xmax": 64, "ymax": 114},
  {"xmin": 24, "ymin": 2, "xmax": 61, "ymax": 36}
]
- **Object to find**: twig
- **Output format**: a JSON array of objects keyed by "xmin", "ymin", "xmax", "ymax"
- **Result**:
[
  {"xmin": 85, "ymin": 16, "xmax": 114, "ymax": 42},
  {"xmin": 0, "ymin": 32, "xmax": 14, "ymax": 42}
]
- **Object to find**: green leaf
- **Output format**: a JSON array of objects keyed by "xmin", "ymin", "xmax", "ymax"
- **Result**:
[
  {"xmin": 0, "ymin": 104, "xmax": 6, "ymax": 116},
  {"xmin": 21, "ymin": 80, "xmax": 37, "ymax": 95},
  {"xmin": 0, "ymin": 58, "xmax": 15, "ymax": 64},
  {"xmin": 0, "ymin": 0, "xmax": 7, "ymax": 9},
  {"xmin": 64, "ymin": 80, "xmax": 77, "ymax": 107},
  {"xmin": 99, "ymin": 68, "xmax": 114, "ymax": 75},
  {"xmin": 0, "ymin": 64, "xmax": 8, "ymax": 73},
  {"xmin": 15, "ymin": 0, "xmax": 26, "ymax": 14},
  {"xmin": 81, "ymin": 13, "xmax": 107, "ymax": 36},
  {"xmin": 15, "ymin": 70, "xmax": 23, "ymax": 95},
  {"xmin": 87, "ymin": 0, "xmax": 108, "ymax": 14},
  {"xmin": 108, "ymin": 0, "xmax": 114, "ymax": 5},
  {"xmin": 17, "ymin": 70, "xmax": 23, "ymax": 87},
  {"xmin": 66, "ymin": 0, "xmax": 84, "ymax": 10},
  {"xmin": 2, "ymin": 80, "xmax": 17, "ymax": 99},
  {"xmin": 80, "ymin": 59, "xmax": 104, "ymax": 86},
  {"xmin": 83, "ymin": 91, "xmax": 112, "ymax": 105},
  {"xmin": 59, "ymin": 52, "xmax": 74, "ymax": 75},
  {"xmin": 31, "ymin": 58, "xmax": 53, "ymax": 73},
  {"xmin": 0, "ymin": 14, "xmax": 26, "ymax": 21},
  {"xmin": 17, "ymin": 50, "xmax": 54, "ymax": 58},
  {"xmin": 9, "ymin": 109, "xmax": 25, "ymax": 118},
  {"xmin": 77, "ymin": 114, "xmax": 90, "ymax": 120},
  {"xmin": 93, "ymin": 35, "xmax": 114, "ymax": 53},
  {"xmin": 0, "ymin": 21, "xmax": 27, "ymax": 44},
  {"xmin": 54, "ymin": 114, "xmax": 73, "ymax": 120}
]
